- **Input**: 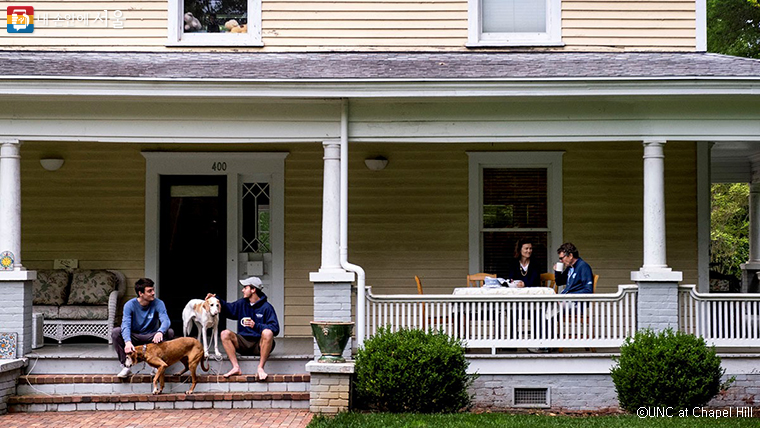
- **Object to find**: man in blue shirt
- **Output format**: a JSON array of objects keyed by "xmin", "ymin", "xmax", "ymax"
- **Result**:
[
  {"xmin": 555, "ymin": 242, "xmax": 594, "ymax": 294},
  {"xmin": 111, "ymin": 278, "xmax": 174, "ymax": 377},
  {"xmin": 210, "ymin": 276, "xmax": 279, "ymax": 380}
]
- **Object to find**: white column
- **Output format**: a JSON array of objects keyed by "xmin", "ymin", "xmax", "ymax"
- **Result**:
[
  {"xmin": 642, "ymin": 140, "xmax": 667, "ymax": 270},
  {"xmin": 317, "ymin": 141, "xmax": 343, "ymax": 274},
  {"xmin": 748, "ymin": 183, "xmax": 760, "ymax": 263},
  {"xmin": 632, "ymin": 140, "xmax": 682, "ymax": 332},
  {"xmin": 0, "ymin": 139, "xmax": 23, "ymax": 270},
  {"xmin": 0, "ymin": 139, "xmax": 35, "ymax": 358},
  {"xmin": 309, "ymin": 141, "xmax": 355, "ymax": 360},
  {"xmin": 740, "ymin": 178, "xmax": 760, "ymax": 293}
]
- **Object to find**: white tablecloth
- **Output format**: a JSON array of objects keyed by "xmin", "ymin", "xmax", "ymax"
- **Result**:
[{"xmin": 452, "ymin": 287, "xmax": 556, "ymax": 296}]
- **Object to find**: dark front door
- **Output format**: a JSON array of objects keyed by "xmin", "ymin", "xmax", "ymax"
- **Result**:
[{"xmin": 159, "ymin": 175, "xmax": 227, "ymax": 333}]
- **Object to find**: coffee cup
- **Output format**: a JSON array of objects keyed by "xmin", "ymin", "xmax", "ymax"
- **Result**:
[
  {"xmin": 554, "ymin": 262, "xmax": 564, "ymax": 272},
  {"xmin": 240, "ymin": 317, "xmax": 252, "ymax": 327}
]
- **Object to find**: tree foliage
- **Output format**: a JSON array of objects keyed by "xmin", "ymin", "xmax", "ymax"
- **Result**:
[
  {"xmin": 710, "ymin": 183, "xmax": 749, "ymax": 279},
  {"xmin": 707, "ymin": 0, "xmax": 760, "ymax": 58}
]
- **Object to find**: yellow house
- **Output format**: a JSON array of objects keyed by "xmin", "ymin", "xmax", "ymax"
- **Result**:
[{"xmin": 1, "ymin": 0, "xmax": 760, "ymax": 413}]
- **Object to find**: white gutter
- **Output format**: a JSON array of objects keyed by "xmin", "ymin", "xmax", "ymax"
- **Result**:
[{"xmin": 338, "ymin": 98, "xmax": 367, "ymax": 346}]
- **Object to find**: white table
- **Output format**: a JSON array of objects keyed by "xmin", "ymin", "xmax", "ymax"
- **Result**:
[{"xmin": 453, "ymin": 287, "xmax": 556, "ymax": 296}]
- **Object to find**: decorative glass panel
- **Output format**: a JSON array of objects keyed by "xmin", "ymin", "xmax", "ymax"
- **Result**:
[
  {"xmin": 242, "ymin": 182, "xmax": 270, "ymax": 253},
  {"xmin": 482, "ymin": 0, "xmax": 546, "ymax": 33},
  {"xmin": 184, "ymin": 0, "xmax": 248, "ymax": 34}
]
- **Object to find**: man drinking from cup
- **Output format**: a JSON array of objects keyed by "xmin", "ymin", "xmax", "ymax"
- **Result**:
[
  {"xmin": 207, "ymin": 276, "xmax": 279, "ymax": 380},
  {"xmin": 555, "ymin": 242, "xmax": 594, "ymax": 294}
]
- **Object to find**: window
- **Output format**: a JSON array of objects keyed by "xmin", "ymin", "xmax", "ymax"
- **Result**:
[
  {"xmin": 169, "ymin": 0, "xmax": 262, "ymax": 46},
  {"xmin": 468, "ymin": 0, "xmax": 562, "ymax": 46},
  {"xmin": 468, "ymin": 152, "xmax": 563, "ymax": 277}
]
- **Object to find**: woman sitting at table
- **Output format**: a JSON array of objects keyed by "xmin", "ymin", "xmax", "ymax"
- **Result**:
[{"xmin": 506, "ymin": 239, "xmax": 543, "ymax": 288}]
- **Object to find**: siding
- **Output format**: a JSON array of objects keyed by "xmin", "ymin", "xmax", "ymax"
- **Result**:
[
  {"xmin": 19, "ymin": 140, "xmax": 698, "ymax": 337},
  {"xmin": 1, "ymin": 0, "xmax": 696, "ymax": 51}
]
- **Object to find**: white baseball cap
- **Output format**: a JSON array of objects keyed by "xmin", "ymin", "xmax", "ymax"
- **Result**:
[{"xmin": 239, "ymin": 276, "xmax": 263, "ymax": 289}]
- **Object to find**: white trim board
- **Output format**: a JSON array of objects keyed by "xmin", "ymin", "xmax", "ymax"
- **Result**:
[
  {"xmin": 467, "ymin": 151, "xmax": 564, "ymax": 275},
  {"xmin": 142, "ymin": 152, "xmax": 288, "ymax": 334}
]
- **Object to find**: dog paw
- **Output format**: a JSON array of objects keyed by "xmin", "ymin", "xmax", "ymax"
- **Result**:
[
  {"xmin": 214, "ymin": 351, "xmax": 222, "ymax": 358},
  {"xmin": 185, "ymin": 390, "xmax": 194, "ymax": 395},
  {"xmin": 204, "ymin": 351, "xmax": 209, "ymax": 358},
  {"xmin": 152, "ymin": 388, "xmax": 160, "ymax": 395}
]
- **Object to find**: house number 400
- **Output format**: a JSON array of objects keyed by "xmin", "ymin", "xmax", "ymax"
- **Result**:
[{"xmin": 212, "ymin": 162, "xmax": 227, "ymax": 171}]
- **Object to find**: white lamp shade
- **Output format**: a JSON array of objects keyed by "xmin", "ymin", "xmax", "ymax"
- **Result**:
[
  {"xmin": 40, "ymin": 158, "xmax": 64, "ymax": 171},
  {"xmin": 364, "ymin": 157, "xmax": 389, "ymax": 171}
]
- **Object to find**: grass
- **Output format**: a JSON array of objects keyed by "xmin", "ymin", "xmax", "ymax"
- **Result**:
[{"xmin": 307, "ymin": 412, "xmax": 758, "ymax": 427}]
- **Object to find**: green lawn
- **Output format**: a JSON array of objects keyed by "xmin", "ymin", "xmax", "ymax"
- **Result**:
[{"xmin": 308, "ymin": 412, "xmax": 757, "ymax": 427}]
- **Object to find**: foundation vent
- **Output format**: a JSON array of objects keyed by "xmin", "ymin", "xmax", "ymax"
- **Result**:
[{"xmin": 513, "ymin": 387, "xmax": 550, "ymax": 408}]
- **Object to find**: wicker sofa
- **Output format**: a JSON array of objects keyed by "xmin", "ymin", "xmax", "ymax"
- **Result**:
[{"xmin": 32, "ymin": 269, "xmax": 126, "ymax": 344}]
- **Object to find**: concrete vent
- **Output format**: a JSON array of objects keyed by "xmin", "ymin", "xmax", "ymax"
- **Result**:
[{"xmin": 513, "ymin": 387, "xmax": 550, "ymax": 408}]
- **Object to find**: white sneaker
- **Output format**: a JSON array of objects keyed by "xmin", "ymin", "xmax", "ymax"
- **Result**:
[{"xmin": 117, "ymin": 366, "xmax": 131, "ymax": 378}]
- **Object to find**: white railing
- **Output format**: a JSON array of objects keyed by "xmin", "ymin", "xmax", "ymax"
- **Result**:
[
  {"xmin": 679, "ymin": 285, "xmax": 760, "ymax": 347},
  {"xmin": 364, "ymin": 285, "xmax": 638, "ymax": 352}
]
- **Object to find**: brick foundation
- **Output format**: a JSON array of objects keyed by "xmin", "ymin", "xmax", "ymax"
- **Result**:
[{"xmin": 306, "ymin": 361, "xmax": 353, "ymax": 414}]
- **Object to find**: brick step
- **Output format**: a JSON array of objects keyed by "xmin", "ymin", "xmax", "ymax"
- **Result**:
[
  {"xmin": 21, "ymin": 373, "xmax": 309, "ymax": 384},
  {"xmin": 17, "ymin": 374, "xmax": 310, "ymax": 395},
  {"xmin": 9, "ymin": 391, "xmax": 310, "ymax": 412}
]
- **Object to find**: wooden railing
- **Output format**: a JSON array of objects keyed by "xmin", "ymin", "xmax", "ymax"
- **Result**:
[
  {"xmin": 363, "ymin": 285, "xmax": 638, "ymax": 353},
  {"xmin": 679, "ymin": 285, "xmax": 760, "ymax": 347}
]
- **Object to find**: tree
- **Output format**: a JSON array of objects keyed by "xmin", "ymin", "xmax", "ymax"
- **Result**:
[
  {"xmin": 707, "ymin": 0, "xmax": 760, "ymax": 58},
  {"xmin": 710, "ymin": 183, "xmax": 749, "ymax": 280}
]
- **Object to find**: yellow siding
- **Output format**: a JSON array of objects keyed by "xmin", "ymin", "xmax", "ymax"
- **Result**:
[
  {"xmin": 19, "ymin": 140, "xmax": 698, "ymax": 337},
  {"xmin": 1, "ymin": 0, "xmax": 696, "ymax": 51}
]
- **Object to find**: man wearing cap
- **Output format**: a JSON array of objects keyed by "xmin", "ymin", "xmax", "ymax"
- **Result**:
[{"xmin": 209, "ymin": 276, "xmax": 280, "ymax": 380}]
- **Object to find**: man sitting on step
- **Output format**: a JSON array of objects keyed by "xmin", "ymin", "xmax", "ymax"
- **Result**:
[
  {"xmin": 111, "ymin": 278, "xmax": 174, "ymax": 377},
  {"xmin": 208, "ymin": 276, "xmax": 279, "ymax": 380}
]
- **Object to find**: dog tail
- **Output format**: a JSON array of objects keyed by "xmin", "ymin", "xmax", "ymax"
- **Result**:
[{"xmin": 201, "ymin": 356, "xmax": 209, "ymax": 372}]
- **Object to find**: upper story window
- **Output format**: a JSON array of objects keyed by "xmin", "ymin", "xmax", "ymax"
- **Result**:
[
  {"xmin": 169, "ymin": 0, "xmax": 262, "ymax": 46},
  {"xmin": 468, "ymin": 0, "xmax": 562, "ymax": 47}
]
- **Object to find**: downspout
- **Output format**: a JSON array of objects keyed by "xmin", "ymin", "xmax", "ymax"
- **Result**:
[{"xmin": 338, "ymin": 98, "xmax": 367, "ymax": 346}]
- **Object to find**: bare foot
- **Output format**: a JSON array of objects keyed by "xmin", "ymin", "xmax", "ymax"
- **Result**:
[
  {"xmin": 257, "ymin": 367, "xmax": 268, "ymax": 381},
  {"xmin": 223, "ymin": 366, "xmax": 241, "ymax": 378}
]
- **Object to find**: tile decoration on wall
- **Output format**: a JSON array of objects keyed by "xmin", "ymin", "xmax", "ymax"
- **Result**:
[{"xmin": 0, "ymin": 332, "xmax": 18, "ymax": 358}]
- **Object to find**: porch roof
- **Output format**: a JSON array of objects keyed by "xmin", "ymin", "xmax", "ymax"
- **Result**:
[{"xmin": 2, "ymin": 51, "xmax": 760, "ymax": 81}]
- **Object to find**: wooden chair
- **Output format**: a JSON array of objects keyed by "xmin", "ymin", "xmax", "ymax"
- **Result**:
[
  {"xmin": 540, "ymin": 273, "xmax": 556, "ymax": 292},
  {"xmin": 593, "ymin": 274, "xmax": 599, "ymax": 293},
  {"xmin": 467, "ymin": 273, "xmax": 495, "ymax": 288},
  {"xmin": 415, "ymin": 275, "xmax": 423, "ymax": 295}
]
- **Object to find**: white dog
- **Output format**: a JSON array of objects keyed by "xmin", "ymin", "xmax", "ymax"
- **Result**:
[{"xmin": 182, "ymin": 296, "xmax": 221, "ymax": 358}]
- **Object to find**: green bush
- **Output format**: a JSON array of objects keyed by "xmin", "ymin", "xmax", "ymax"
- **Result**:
[
  {"xmin": 354, "ymin": 327, "xmax": 475, "ymax": 413},
  {"xmin": 611, "ymin": 329, "xmax": 730, "ymax": 412}
]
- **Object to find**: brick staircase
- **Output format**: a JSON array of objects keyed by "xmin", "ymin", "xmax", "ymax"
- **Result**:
[{"xmin": 9, "ymin": 373, "xmax": 310, "ymax": 412}]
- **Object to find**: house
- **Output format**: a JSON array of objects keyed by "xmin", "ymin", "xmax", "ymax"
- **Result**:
[{"xmin": 1, "ymin": 0, "xmax": 760, "ymax": 414}]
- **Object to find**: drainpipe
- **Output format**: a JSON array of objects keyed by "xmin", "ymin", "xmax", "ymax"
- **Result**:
[{"xmin": 338, "ymin": 99, "xmax": 367, "ymax": 347}]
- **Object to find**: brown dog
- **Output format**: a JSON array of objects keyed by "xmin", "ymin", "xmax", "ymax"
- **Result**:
[{"xmin": 125, "ymin": 337, "xmax": 209, "ymax": 394}]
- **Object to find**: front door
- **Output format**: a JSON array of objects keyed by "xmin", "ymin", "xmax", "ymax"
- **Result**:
[{"xmin": 159, "ymin": 175, "xmax": 227, "ymax": 331}]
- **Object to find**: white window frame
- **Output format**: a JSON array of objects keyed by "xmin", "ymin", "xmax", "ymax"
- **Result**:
[
  {"xmin": 168, "ymin": 0, "xmax": 263, "ymax": 47},
  {"xmin": 467, "ymin": 152, "xmax": 564, "ymax": 275},
  {"xmin": 467, "ymin": 0, "xmax": 562, "ymax": 47}
]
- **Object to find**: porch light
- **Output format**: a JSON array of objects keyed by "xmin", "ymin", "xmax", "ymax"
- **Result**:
[
  {"xmin": 364, "ymin": 156, "xmax": 388, "ymax": 171},
  {"xmin": 40, "ymin": 158, "xmax": 64, "ymax": 171}
]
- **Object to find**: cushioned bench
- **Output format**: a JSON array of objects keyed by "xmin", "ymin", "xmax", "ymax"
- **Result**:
[{"xmin": 32, "ymin": 269, "xmax": 126, "ymax": 344}]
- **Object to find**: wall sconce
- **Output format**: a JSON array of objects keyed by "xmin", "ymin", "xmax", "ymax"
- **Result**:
[
  {"xmin": 364, "ymin": 156, "xmax": 388, "ymax": 171},
  {"xmin": 40, "ymin": 158, "xmax": 64, "ymax": 171}
]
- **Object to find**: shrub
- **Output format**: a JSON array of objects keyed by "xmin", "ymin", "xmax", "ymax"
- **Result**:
[
  {"xmin": 354, "ymin": 327, "xmax": 475, "ymax": 413},
  {"xmin": 610, "ymin": 328, "xmax": 730, "ymax": 412}
]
